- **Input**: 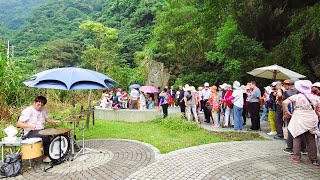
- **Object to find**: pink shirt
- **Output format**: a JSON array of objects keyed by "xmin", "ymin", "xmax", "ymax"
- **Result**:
[
  {"xmin": 288, "ymin": 93, "xmax": 320, "ymax": 111},
  {"xmin": 288, "ymin": 93, "xmax": 320, "ymax": 138},
  {"xmin": 18, "ymin": 105, "xmax": 48, "ymax": 135}
]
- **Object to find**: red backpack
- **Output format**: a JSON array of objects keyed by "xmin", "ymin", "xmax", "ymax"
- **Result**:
[{"xmin": 167, "ymin": 92, "xmax": 173, "ymax": 105}]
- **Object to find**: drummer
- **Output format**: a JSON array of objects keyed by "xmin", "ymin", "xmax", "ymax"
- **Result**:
[{"xmin": 16, "ymin": 96, "xmax": 60, "ymax": 163}]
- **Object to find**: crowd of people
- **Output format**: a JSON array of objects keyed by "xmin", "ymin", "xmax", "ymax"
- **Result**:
[
  {"xmin": 97, "ymin": 79, "xmax": 320, "ymax": 166},
  {"xmin": 17, "ymin": 78, "xmax": 320, "ymax": 166},
  {"xmin": 171, "ymin": 79, "xmax": 320, "ymax": 167},
  {"xmin": 98, "ymin": 87, "xmax": 156, "ymax": 110},
  {"xmin": 170, "ymin": 81, "xmax": 261, "ymax": 131}
]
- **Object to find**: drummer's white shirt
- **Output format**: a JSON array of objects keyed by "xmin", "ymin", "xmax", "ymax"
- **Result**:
[{"xmin": 18, "ymin": 105, "xmax": 48, "ymax": 135}]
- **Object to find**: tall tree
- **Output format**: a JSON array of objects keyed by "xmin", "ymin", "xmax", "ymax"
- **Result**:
[
  {"xmin": 36, "ymin": 38, "xmax": 82, "ymax": 69},
  {"xmin": 79, "ymin": 21, "xmax": 120, "ymax": 72}
]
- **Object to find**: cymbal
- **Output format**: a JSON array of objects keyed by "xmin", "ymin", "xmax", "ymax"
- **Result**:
[{"xmin": 39, "ymin": 128, "xmax": 70, "ymax": 135}]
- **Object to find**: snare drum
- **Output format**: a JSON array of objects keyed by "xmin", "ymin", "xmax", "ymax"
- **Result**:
[{"xmin": 21, "ymin": 138, "xmax": 43, "ymax": 160}]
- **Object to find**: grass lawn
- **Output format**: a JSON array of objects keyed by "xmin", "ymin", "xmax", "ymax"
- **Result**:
[
  {"xmin": 73, "ymin": 117, "xmax": 263, "ymax": 153},
  {"xmin": 0, "ymin": 117, "xmax": 263, "ymax": 157}
]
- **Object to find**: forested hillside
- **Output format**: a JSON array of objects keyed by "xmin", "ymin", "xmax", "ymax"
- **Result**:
[
  {"xmin": 0, "ymin": 0, "xmax": 320, "ymax": 123},
  {"xmin": 145, "ymin": 0, "xmax": 320, "ymax": 85},
  {"xmin": 0, "ymin": 0, "xmax": 47, "ymax": 30},
  {"xmin": 0, "ymin": 0, "xmax": 319, "ymax": 104}
]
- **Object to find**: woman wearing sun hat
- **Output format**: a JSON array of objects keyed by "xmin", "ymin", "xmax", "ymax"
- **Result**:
[
  {"xmin": 282, "ymin": 80, "xmax": 320, "ymax": 166},
  {"xmin": 312, "ymin": 82, "xmax": 320, "ymax": 96}
]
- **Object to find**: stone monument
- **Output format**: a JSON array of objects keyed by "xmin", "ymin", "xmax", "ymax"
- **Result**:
[{"xmin": 146, "ymin": 60, "xmax": 170, "ymax": 89}]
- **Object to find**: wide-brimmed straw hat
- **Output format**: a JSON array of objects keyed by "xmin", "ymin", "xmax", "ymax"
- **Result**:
[{"xmin": 294, "ymin": 80, "xmax": 313, "ymax": 94}]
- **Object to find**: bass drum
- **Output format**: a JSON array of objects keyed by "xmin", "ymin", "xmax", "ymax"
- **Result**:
[{"xmin": 48, "ymin": 135, "xmax": 70, "ymax": 160}]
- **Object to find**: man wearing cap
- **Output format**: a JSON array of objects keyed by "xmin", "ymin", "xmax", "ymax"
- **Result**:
[
  {"xmin": 312, "ymin": 82, "xmax": 320, "ymax": 96},
  {"xmin": 201, "ymin": 82, "xmax": 212, "ymax": 123}
]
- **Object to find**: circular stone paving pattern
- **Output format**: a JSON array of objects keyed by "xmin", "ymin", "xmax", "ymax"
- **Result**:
[
  {"xmin": 46, "ymin": 149, "xmax": 114, "ymax": 174},
  {"xmin": 13, "ymin": 139, "xmax": 157, "ymax": 180}
]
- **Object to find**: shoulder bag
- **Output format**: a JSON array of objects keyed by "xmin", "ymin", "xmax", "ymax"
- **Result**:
[{"xmin": 302, "ymin": 93, "xmax": 320, "ymax": 120}]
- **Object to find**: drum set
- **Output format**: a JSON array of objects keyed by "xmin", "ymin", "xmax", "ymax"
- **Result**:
[
  {"xmin": 20, "ymin": 114, "xmax": 85, "ymax": 170},
  {"xmin": 38, "ymin": 127, "xmax": 71, "ymax": 162}
]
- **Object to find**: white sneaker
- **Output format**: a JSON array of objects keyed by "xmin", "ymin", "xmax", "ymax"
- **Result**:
[
  {"xmin": 43, "ymin": 157, "xmax": 52, "ymax": 163},
  {"xmin": 267, "ymin": 131, "xmax": 277, "ymax": 136}
]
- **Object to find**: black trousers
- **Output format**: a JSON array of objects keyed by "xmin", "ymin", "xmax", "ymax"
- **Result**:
[
  {"xmin": 248, "ymin": 102, "xmax": 260, "ymax": 130},
  {"xmin": 179, "ymin": 101, "xmax": 186, "ymax": 119},
  {"xmin": 162, "ymin": 104, "xmax": 169, "ymax": 118},
  {"xmin": 242, "ymin": 108, "xmax": 247, "ymax": 125},
  {"xmin": 25, "ymin": 130, "xmax": 51, "ymax": 156},
  {"xmin": 275, "ymin": 105, "xmax": 284, "ymax": 137},
  {"xmin": 179, "ymin": 101, "xmax": 185, "ymax": 113},
  {"xmin": 201, "ymin": 99, "xmax": 210, "ymax": 122}
]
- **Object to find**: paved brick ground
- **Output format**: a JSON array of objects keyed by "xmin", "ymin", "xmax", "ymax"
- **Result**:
[
  {"xmin": 126, "ymin": 140, "xmax": 320, "ymax": 180},
  {"xmin": 3, "ymin": 111, "xmax": 320, "ymax": 179},
  {"xmin": 7, "ymin": 139, "xmax": 157, "ymax": 180}
]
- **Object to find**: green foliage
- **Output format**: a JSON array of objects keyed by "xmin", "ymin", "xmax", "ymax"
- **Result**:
[
  {"xmin": 206, "ymin": 15, "xmax": 266, "ymax": 81},
  {"xmin": 267, "ymin": 2, "xmax": 320, "ymax": 80},
  {"xmin": 12, "ymin": 0, "xmax": 104, "ymax": 56},
  {"xmin": 79, "ymin": 21, "xmax": 121, "ymax": 72},
  {"xmin": 79, "ymin": 21, "xmax": 146, "ymax": 88},
  {"xmin": 0, "ymin": 54, "xmax": 41, "ymax": 125},
  {"xmin": 80, "ymin": 21, "xmax": 119, "ymax": 48},
  {"xmin": 0, "ymin": 0, "xmax": 47, "ymax": 30},
  {"xmin": 36, "ymin": 38, "xmax": 82, "ymax": 69},
  {"xmin": 100, "ymin": 0, "xmax": 160, "ymax": 66},
  {"xmin": 0, "ymin": 0, "xmax": 319, "ymax": 124}
]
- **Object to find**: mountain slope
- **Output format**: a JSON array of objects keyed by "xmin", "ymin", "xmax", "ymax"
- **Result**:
[{"xmin": 0, "ymin": 0, "xmax": 47, "ymax": 30}]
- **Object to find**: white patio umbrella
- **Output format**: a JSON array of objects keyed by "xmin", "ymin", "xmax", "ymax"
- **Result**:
[{"xmin": 247, "ymin": 64, "xmax": 306, "ymax": 80}]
